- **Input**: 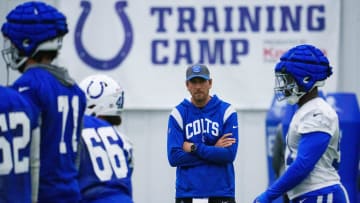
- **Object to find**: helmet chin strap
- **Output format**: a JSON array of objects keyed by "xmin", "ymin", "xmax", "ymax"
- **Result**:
[
  {"xmin": 286, "ymin": 84, "xmax": 306, "ymax": 105},
  {"xmin": 286, "ymin": 95, "xmax": 300, "ymax": 105},
  {"xmin": 13, "ymin": 57, "xmax": 28, "ymax": 71},
  {"xmin": 6, "ymin": 64, "xmax": 10, "ymax": 86}
]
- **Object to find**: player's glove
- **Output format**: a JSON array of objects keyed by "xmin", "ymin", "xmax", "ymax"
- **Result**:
[{"xmin": 253, "ymin": 192, "xmax": 271, "ymax": 203}]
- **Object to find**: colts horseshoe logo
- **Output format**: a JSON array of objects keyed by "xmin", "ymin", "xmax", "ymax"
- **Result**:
[
  {"xmin": 75, "ymin": 1, "xmax": 133, "ymax": 70},
  {"xmin": 86, "ymin": 81, "xmax": 105, "ymax": 99}
]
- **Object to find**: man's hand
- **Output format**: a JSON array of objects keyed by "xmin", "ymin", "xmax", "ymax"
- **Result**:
[
  {"xmin": 253, "ymin": 192, "xmax": 271, "ymax": 203},
  {"xmin": 183, "ymin": 141, "xmax": 193, "ymax": 152},
  {"xmin": 215, "ymin": 133, "xmax": 236, "ymax": 147},
  {"xmin": 183, "ymin": 133, "xmax": 236, "ymax": 152}
]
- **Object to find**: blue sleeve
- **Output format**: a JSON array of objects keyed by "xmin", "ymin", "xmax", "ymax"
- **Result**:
[
  {"xmin": 195, "ymin": 112, "xmax": 238, "ymax": 164},
  {"xmin": 167, "ymin": 115, "xmax": 207, "ymax": 167},
  {"xmin": 263, "ymin": 131, "xmax": 331, "ymax": 200}
]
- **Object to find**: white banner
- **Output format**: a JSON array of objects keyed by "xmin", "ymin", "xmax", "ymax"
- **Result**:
[{"xmin": 59, "ymin": 0, "xmax": 340, "ymax": 109}]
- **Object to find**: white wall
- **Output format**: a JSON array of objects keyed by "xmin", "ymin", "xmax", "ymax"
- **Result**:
[{"xmin": 338, "ymin": 0, "xmax": 360, "ymax": 103}]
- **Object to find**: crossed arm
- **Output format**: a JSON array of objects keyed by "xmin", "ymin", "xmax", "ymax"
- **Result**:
[{"xmin": 183, "ymin": 133, "xmax": 236, "ymax": 151}]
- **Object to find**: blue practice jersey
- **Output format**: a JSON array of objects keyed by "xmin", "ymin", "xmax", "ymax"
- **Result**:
[
  {"xmin": 12, "ymin": 66, "xmax": 87, "ymax": 203},
  {"xmin": 0, "ymin": 86, "xmax": 39, "ymax": 203},
  {"xmin": 167, "ymin": 95, "xmax": 238, "ymax": 198},
  {"xmin": 79, "ymin": 115, "xmax": 133, "ymax": 203}
]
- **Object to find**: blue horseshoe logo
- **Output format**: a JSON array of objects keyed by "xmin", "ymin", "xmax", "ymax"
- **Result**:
[
  {"xmin": 87, "ymin": 81, "xmax": 105, "ymax": 99},
  {"xmin": 75, "ymin": 1, "xmax": 133, "ymax": 70}
]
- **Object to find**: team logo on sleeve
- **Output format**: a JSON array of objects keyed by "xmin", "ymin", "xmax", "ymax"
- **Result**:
[{"xmin": 74, "ymin": 0, "xmax": 133, "ymax": 70}]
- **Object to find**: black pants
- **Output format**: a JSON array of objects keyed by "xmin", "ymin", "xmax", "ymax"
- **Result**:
[{"xmin": 176, "ymin": 197, "xmax": 236, "ymax": 203}]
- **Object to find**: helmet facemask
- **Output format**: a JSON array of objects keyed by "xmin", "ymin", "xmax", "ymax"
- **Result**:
[
  {"xmin": 2, "ymin": 37, "xmax": 28, "ymax": 70},
  {"xmin": 274, "ymin": 72, "xmax": 305, "ymax": 105}
]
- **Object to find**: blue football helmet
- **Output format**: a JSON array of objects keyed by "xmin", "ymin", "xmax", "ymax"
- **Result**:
[
  {"xmin": 1, "ymin": 1, "xmax": 68, "ymax": 70},
  {"xmin": 274, "ymin": 44, "xmax": 332, "ymax": 104},
  {"xmin": 79, "ymin": 74, "xmax": 125, "ymax": 117}
]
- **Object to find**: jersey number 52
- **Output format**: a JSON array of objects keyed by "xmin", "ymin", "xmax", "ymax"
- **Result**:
[{"xmin": 0, "ymin": 112, "xmax": 30, "ymax": 175}]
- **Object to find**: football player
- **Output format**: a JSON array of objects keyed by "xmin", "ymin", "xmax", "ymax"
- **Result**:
[
  {"xmin": 78, "ymin": 74, "xmax": 133, "ymax": 203},
  {"xmin": 0, "ymin": 86, "xmax": 39, "ymax": 203},
  {"xmin": 254, "ymin": 44, "xmax": 349, "ymax": 203},
  {"xmin": 1, "ymin": 2, "xmax": 87, "ymax": 202}
]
